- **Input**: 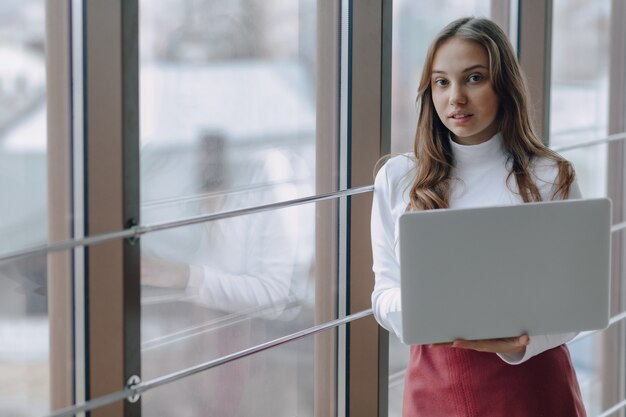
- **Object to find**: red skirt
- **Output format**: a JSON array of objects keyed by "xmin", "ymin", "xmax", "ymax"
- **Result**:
[{"xmin": 403, "ymin": 344, "xmax": 586, "ymax": 417}]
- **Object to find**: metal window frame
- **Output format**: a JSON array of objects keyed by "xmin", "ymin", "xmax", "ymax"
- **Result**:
[
  {"xmin": 315, "ymin": 1, "xmax": 342, "ymax": 416},
  {"xmin": 347, "ymin": 1, "xmax": 392, "ymax": 416},
  {"xmin": 517, "ymin": 0, "xmax": 553, "ymax": 144},
  {"xmin": 71, "ymin": 0, "xmax": 87, "ymax": 409},
  {"xmin": 46, "ymin": 1, "xmax": 626, "ymax": 417},
  {"xmin": 490, "ymin": 0, "xmax": 511, "ymax": 37},
  {"xmin": 82, "ymin": 1, "xmax": 140, "ymax": 416},
  {"xmin": 606, "ymin": 0, "xmax": 626, "ymax": 413},
  {"xmin": 46, "ymin": 0, "xmax": 75, "ymax": 411}
]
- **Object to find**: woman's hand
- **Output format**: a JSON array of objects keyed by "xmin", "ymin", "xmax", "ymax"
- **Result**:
[
  {"xmin": 446, "ymin": 335, "xmax": 530, "ymax": 354},
  {"xmin": 141, "ymin": 256, "xmax": 191, "ymax": 288}
]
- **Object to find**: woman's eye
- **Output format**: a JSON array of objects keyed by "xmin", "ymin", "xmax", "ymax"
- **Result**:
[
  {"xmin": 468, "ymin": 74, "xmax": 483, "ymax": 83},
  {"xmin": 434, "ymin": 79, "xmax": 448, "ymax": 87}
]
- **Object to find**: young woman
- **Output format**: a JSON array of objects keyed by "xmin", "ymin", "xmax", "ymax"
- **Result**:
[{"xmin": 371, "ymin": 17, "xmax": 586, "ymax": 416}]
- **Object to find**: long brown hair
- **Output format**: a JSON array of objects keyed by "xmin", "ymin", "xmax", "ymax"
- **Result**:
[{"xmin": 409, "ymin": 17, "xmax": 574, "ymax": 211}]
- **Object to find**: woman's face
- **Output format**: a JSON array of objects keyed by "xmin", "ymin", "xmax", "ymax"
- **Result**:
[{"xmin": 430, "ymin": 37, "xmax": 499, "ymax": 145}]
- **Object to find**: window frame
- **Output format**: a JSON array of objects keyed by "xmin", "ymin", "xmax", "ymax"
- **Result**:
[
  {"xmin": 41, "ymin": 0, "xmax": 626, "ymax": 415},
  {"xmin": 47, "ymin": 0, "xmax": 74, "ymax": 411}
]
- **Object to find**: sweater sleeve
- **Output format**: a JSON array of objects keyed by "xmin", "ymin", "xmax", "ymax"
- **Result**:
[
  {"xmin": 185, "ymin": 262, "xmax": 292, "ymax": 315},
  {"xmin": 498, "ymin": 175, "xmax": 583, "ymax": 365},
  {"xmin": 371, "ymin": 162, "xmax": 404, "ymax": 337},
  {"xmin": 184, "ymin": 172, "xmax": 301, "ymax": 317}
]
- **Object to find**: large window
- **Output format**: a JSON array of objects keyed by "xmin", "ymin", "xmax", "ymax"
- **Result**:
[
  {"xmin": 549, "ymin": 1, "xmax": 622, "ymax": 414},
  {"xmin": 138, "ymin": 2, "xmax": 323, "ymax": 415},
  {"xmin": 2, "ymin": 1, "xmax": 625, "ymax": 417}
]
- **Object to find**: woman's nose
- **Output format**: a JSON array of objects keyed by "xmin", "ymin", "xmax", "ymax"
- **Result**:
[{"xmin": 449, "ymin": 84, "xmax": 467, "ymax": 105}]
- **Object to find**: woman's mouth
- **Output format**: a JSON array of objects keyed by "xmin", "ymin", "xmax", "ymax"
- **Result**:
[{"xmin": 449, "ymin": 112, "xmax": 473, "ymax": 123}]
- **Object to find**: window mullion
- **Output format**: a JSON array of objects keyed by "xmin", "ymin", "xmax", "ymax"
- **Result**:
[{"xmin": 84, "ymin": 0, "xmax": 140, "ymax": 416}]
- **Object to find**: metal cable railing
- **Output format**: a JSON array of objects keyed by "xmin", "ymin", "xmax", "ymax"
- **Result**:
[
  {"xmin": 0, "ymin": 185, "xmax": 374, "ymax": 263},
  {"xmin": 1, "ymin": 131, "xmax": 625, "ymax": 264},
  {"xmin": 597, "ymin": 398, "xmax": 626, "ymax": 417},
  {"xmin": 611, "ymin": 221, "xmax": 626, "ymax": 234},
  {"xmin": 551, "ymin": 132, "xmax": 626, "ymax": 153},
  {"xmin": 141, "ymin": 299, "xmax": 302, "ymax": 352},
  {"xmin": 569, "ymin": 310, "xmax": 626, "ymax": 344},
  {"xmin": 140, "ymin": 177, "xmax": 310, "ymax": 209},
  {"xmin": 42, "ymin": 309, "xmax": 373, "ymax": 417},
  {"xmin": 388, "ymin": 369, "xmax": 407, "ymax": 389}
]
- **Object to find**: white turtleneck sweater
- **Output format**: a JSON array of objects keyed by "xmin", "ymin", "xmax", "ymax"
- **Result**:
[{"xmin": 370, "ymin": 132, "xmax": 582, "ymax": 364}]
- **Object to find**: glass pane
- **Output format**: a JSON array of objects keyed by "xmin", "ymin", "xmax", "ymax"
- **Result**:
[
  {"xmin": 140, "ymin": 0, "xmax": 319, "ymax": 225},
  {"xmin": 560, "ymin": 144, "xmax": 608, "ymax": 198},
  {"xmin": 139, "ymin": 2, "xmax": 343, "ymax": 415},
  {"xmin": 568, "ymin": 324, "xmax": 624, "ymax": 415},
  {"xmin": 142, "ymin": 326, "xmax": 335, "ymax": 417},
  {"xmin": 550, "ymin": 0, "xmax": 610, "ymax": 197},
  {"xmin": 388, "ymin": 3, "xmax": 491, "ymax": 414},
  {"xmin": 0, "ymin": 1, "xmax": 50, "ymax": 416},
  {"xmin": 140, "ymin": 199, "xmax": 339, "ymax": 415},
  {"xmin": 0, "ymin": 2, "xmax": 47, "ymax": 253},
  {"xmin": 550, "ymin": 3, "xmax": 616, "ymax": 413},
  {"xmin": 568, "ymin": 333, "xmax": 602, "ymax": 415},
  {"xmin": 141, "ymin": 203, "xmax": 317, "ymax": 376},
  {"xmin": 0, "ymin": 255, "xmax": 49, "ymax": 416}
]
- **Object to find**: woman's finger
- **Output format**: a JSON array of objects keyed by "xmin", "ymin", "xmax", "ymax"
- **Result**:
[{"xmin": 452, "ymin": 335, "xmax": 530, "ymax": 353}]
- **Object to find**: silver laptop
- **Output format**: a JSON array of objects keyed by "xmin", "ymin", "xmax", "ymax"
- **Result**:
[{"xmin": 399, "ymin": 198, "xmax": 611, "ymax": 345}]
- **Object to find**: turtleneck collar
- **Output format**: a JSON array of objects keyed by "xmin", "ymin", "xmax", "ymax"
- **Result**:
[{"xmin": 449, "ymin": 132, "xmax": 505, "ymax": 168}]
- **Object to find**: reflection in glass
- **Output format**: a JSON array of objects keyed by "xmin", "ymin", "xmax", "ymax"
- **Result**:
[
  {"xmin": 142, "ymin": 157, "xmax": 312, "ymax": 314},
  {"xmin": 139, "ymin": 1, "xmax": 319, "ymax": 415},
  {"xmin": 141, "ymin": 204, "xmax": 315, "ymax": 415}
]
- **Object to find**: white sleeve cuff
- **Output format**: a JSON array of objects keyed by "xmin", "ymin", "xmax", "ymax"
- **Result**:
[
  {"xmin": 497, "ymin": 332, "xmax": 577, "ymax": 365},
  {"xmin": 185, "ymin": 264, "xmax": 205, "ymax": 298},
  {"xmin": 387, "ymin": 311, "xmax": 404, "ymax": 341},
  {"xmin": 497, "ymin": 342, "xmax": 535, "ymax": 365}
]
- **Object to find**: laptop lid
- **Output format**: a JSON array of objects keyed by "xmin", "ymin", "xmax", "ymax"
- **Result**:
[{"xmin": 399, "ymin": 198, "xmax": 611, "ymax": 345}]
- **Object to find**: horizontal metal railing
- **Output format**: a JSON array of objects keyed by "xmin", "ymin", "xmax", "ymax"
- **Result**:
[
  {"xmin": 388, "ymin": 369, "xmax": 407, "ymax": 390},
  {"xmin": 598, "ymin": 398, "xmax": 626, "ymax": 417},
  {"xmin": 0, "ymin": 185, "xmax": 374, "ymax": 263},
  {"xmin": 612, "ymin": 221, "xmax": 626, "ymax": 234},
  {"xmin": 42, "ymin": 309, "xmax": 373, "ymax": 417},
  {"xmin": 2, "ymin": 131, "xmax": 625, "ymax": 264},
  {"xmin": 567, "ymin": 310, "xmax": 626, "ymax": 344},
  {"xmin": 141, "ymin": 299, "xmax": 302, "ymax": 352},
  {"xmin": 3, "ymin": 187, "xmax": 620, "ymax": 269},
  {"xmin": 551, "ymin": 131, "xmax": 626, "ymax": 152},
  {"xmin": 140, "ymin": 177, "xmax": 310, "ymax": 209}
]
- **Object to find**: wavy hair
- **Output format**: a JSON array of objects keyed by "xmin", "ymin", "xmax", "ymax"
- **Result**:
[{"xmin": 409, "ymin": 17, "xmax": 574, "ymax": 211}]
